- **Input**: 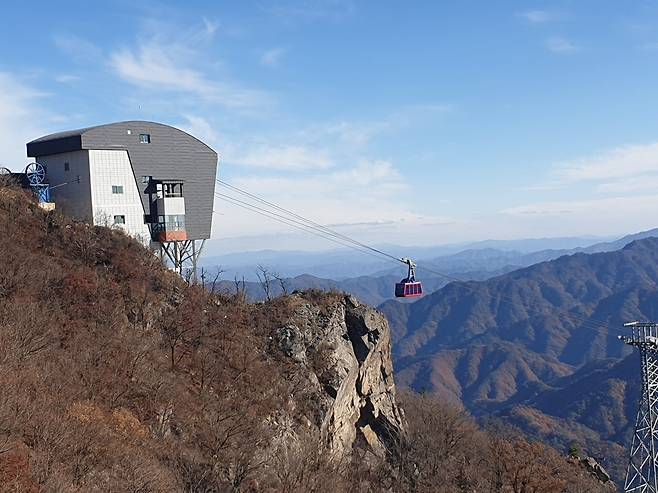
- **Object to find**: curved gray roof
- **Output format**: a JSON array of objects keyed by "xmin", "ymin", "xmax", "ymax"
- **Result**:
[
  {"xmin": 27, "ymin": 120, "xmax": 216, "ymax": 156},
  {"xmin": 28, "ymin": 125, "xmax": 100, "ymax": 143}
]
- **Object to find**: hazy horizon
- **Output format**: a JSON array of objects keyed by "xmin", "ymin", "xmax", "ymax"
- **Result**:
[{"xmin": 204, "ymin": 230, "xmax": 616, "ymax": 257}]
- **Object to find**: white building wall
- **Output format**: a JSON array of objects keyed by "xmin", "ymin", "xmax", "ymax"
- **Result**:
[
  {"xmin": 88, "ymin": 149, "xmax": 151, "ymax": 244},
  {"xmin": 37, "ymin": 150, "xmax": 93, "ymax": 221}
]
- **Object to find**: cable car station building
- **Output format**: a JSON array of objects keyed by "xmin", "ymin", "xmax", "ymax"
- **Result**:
[{"xmin": 26, "ymin": 121, "xmax": 218, "ymax": 274}]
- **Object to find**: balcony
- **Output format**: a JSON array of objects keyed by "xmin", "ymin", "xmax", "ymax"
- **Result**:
[{"xmin": 152, "ymin": 214, "xmax": 187, "ymax": 242}]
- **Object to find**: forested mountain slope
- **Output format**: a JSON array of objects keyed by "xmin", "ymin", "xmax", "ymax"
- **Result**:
[
  {"xmin": 381, "ymin": 238, "xmax": 658, "ymax": 405},
  {"xmin": 380, "ymin": 239, "xmax": 658, "ymax": 486}
]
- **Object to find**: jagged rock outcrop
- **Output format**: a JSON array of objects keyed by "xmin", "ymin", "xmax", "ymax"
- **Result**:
[
  {"xmin": 568, "ymin": 456, "xmax": 616, "ymax": 489},
  {"xmin": 273, "ymin": 293, "xmax": 405, "ymax": 458},
  {"xmin": 581, "ymin": 456, "xmax": 613, "ymax": 484}
]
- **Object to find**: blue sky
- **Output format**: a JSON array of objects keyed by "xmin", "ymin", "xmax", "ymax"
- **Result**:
[{"xmin": 2, "ymin": 0, "xmax": 658, "ymax": 253}]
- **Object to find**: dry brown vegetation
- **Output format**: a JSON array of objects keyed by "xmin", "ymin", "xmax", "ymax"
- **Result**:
[
  {"xmin": 0, "ymin": 186, "xmax": 613, "ymax": 492},
  {"xmin": 390, "ymin": 391, "xmax": 614, "ymax": 492}
]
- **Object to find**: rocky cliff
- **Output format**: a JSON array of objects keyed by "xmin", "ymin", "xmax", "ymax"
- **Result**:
[{"xmin": 272, "ymin": 293, "xmax": 405, "ymax": 458}]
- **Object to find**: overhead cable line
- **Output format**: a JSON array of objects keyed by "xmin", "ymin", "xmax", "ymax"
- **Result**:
[
  {"xmin": 49, "ymin": 176, "xmax": 83, "ymax": 190},
  {"xmin": 216, "ymin": 179, "xmax": 402, "ymax": 264},
  {"xmin": 214, "ymin": 192, "xmax": 394, "ymax": 264},
  {"xmin": 213, "ymin": 179, "xmax": 635, "ymax": 339}
]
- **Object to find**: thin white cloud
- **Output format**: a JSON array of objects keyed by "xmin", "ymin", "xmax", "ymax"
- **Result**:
[
  {"xmin": 215, "ymin": 158, "xmax": 424, "ymax": 239},
  {"xmin": 399, "ymin": 103, "xmax": 453, "ymax": 114},
  {"xmin": 228, "ymin": 144, "xmax": 334, "ymax": 171},
  {"xmin": 556, "ymin": 142, "xmax": 658, "ymax": 182},
  {"xmin": 54, "ymin": 74, "xmax": 81, "ymax": 83},
  {"xmin": 179, "ymin": 115, "xmax": 220, "ymax": 146},
  {"xmin": 546, "ymin": 36, "xmax": 580, "ymax": 54},
  {"xmin": 53, "ymin": 33, "xmax": 102, "ymax": 61},
  {"xmin": 331, "ymin": 159, "xmax": 404, "ymax": 189},
  {"xmin": 639, "ymin": 42, "xmax": 658, "ymax": 51},
  {"xmin": 0, "ymin": 73, "xmax": 53, "ymax": 170},
  {"xmin": 231, "ymin": 159, "xmax": 407, "ymax": 202},
  {"xmin": 263, "ymin": 0, "xmax": 356, "ymax": 23},
  {"xmin": 502, "ymin": 195, "xmax": 658, "ymax": 220},
  {"xmin": 260, "ymin": 47, "xmax": 288, "ymax": 67},
  {"xmin": 297, "ymin": 104, "xmax": 451, "ymax": 152},
  {"xmin": 596, "ymin": 175, "xmax": 658, "ymax": 194},
  {"xmin": 491, "ymin": 194, "xmax": 658, "ymax": 247},
  {"xmin": 518, "ymin": 10, "xmax": 554, "ymax": 24},
  {"xmin": 202, "ymin": 17, "xmax": 219, "ymax": 36},
  {"xmin": 313, "ymin": 120, "xmax": 391, "ymax": 149},
  {"xmin": 110, "ymin": 40, "xmax": 270, "ymax": 108}
]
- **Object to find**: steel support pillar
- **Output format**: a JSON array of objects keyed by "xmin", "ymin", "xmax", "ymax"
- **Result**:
[
  {"xmin": 158, "ymin": 239, "xmax": 206, "ymax": 282},
  {"xmin": 620, "ymin": 322, "xmax": 658, "ymax": 493}
]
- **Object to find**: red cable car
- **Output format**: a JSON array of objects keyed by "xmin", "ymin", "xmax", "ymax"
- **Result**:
[{"xmin": 395, "ymin": 258, "xmax": 423, "ymax": 298}]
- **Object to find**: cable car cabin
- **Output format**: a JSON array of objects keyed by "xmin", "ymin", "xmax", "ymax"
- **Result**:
[
  {"xmin": 395, "ymin": 257, "xmax": 423, "ymax": 298},
  {"xmin": 395, "ymin": 281, "xmax": 423, "ymax": 298}
]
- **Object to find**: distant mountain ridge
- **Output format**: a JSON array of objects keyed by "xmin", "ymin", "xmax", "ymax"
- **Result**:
[
  {"xmin": 204, "ymin": 228, "xmax": 658, "ymax": 308},
  {"xmin": 372, "ymin": 227, "xmax": 658, "ymax": 279},
  {"xmin": 379, "ymin": 235, "xmax": 658, "ymax": 485},
  {"xmin": 200, "ymin": 234, "xmax": 615, "ymax": 281},
  {"xmin": 382, "ymin": 237, "xmax": 658, "ymax": 396},
  {"xmin": 210, "ymin": 271, "xmax": 495, "ymax": 307}
]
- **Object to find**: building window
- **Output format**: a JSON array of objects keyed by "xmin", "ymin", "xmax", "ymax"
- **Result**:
[
  {"xmin": 155, "ymin": 182, "xmax": 183, "ymax": 198},
  {"xmin": 159, "ymin": 215, "xmax": 185, "ymax": 231},
  {"xmin": 64, "ymin": 162, "xmax": 70, "ymax": 171},
  {"xmin": 164, "ymin": 183, "xmax": 183, "ymax": 197},
  {"xmin": 142, "ymin": 175, "xmax": 151, "ymax": 184},
  {"xmin": 112, "ymin": 185, "xmax": 124, "ymax": 194},
  {"xmin": 113, "ymin": 215, "xmax": 126, "ymax": 225},
  {"xmin": 139, "ymin": 133, "xmax": 151, "ymax": 144}
]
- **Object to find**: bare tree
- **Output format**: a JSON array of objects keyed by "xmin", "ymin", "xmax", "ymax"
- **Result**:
[
  {"xmin": 256, "ymin": 264, "xmax": 274, "ymax": 301},
  {"xmin": 209, "ymin": 266, "xmax": 225, "ymax": 294},
  {"xmin": 183, "ymin": 268, "xmax": 195, "ymax": 285},
  {"xmin": 274, "ymin": 272, "xmax": 289, "ymax": 296},
  {"xmin": 233, "ymin": 275, "xmax": 246, "ymax": 302},
  {"xmin": 160, "ymin": 292, "xmax": 205, "ymax": 371}
]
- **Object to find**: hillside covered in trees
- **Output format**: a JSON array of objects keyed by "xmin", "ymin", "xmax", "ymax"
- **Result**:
[
  {"xmin": 0, "ymin": 184, "xmax": 612, "ymax": 492},
  {"xmin": 380, "ymin": 237, "xmax": 658, "ymax": 484}
]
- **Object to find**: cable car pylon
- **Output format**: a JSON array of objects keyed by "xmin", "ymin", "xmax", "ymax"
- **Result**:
[{"xmin": 619, "ymin": 322, "xmax": 658, "ymax": 493}]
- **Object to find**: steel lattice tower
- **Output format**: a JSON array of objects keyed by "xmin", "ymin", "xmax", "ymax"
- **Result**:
[{"xmin": 619, "ymin": 322, "xmax": 658, "ymax": 493}]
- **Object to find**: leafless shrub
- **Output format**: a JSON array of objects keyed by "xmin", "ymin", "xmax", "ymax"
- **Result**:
[
  {"xmin": 274, "ymin": 272, "xmax": 289, "ymax": 296},
  {"xmin": 256, "ymin": 264, "xmax": 274, "ymax": 301},
  {"xmin": 272, "ymin": 431, "xmax": 350, "ymax": 493},
  {"xmin": 233, "ymin": 275, "xmax": 247, "ymax": 302},
  {"xmin": 0, "ymin": 302, "xmax": 52, "ymax": 365}
]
